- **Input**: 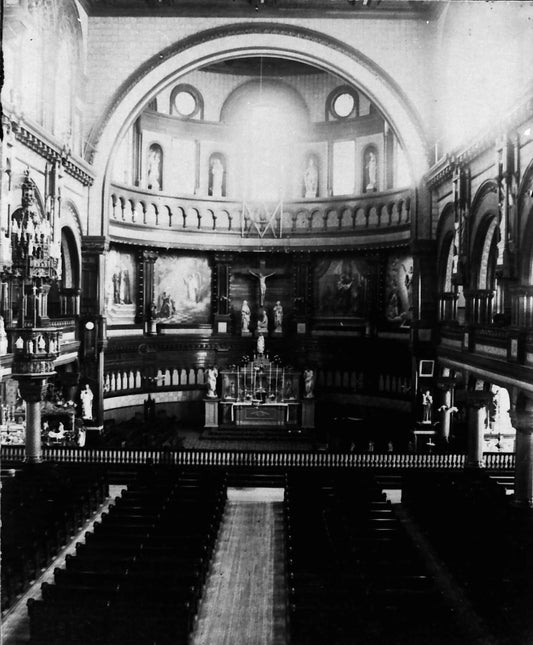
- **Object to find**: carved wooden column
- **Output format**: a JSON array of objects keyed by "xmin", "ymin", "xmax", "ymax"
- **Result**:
[
  {"xmin": 213, "ymin": 253, "xmax": 232, "ymax": 334},
  {"xmin": 293, "ymin": 253, "xmax": 312, "ymax": 335},
  {"xmin": 513, "ymin": 394, "xmax": 533, "ymax": 508},
  {"xmin": 466, "ymin": 392, "xmax": 491, "ymax": 468},
  {"xmin": 139, "ymin": 249, "xmax": 158, "ymax": 334},
  {"xmin": 81, "ymin": 236, "xmax": 108, "ymax": 431}
]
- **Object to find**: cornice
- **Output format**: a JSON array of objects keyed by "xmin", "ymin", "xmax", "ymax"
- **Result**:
[{"xmin": 4, "ymin": 111, "xmax": 95, "ymax": 187}]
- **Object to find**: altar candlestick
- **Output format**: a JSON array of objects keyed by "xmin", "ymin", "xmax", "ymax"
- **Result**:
[
  {"xmin": 281, "ymin": 368, "xmax": 285, "ymax": 401},
  {"xmin": 237, "ymin": 367, "xmax": 239, "ymax": 400},
  {"xmin": 269, "ymin": 363, "xmax": 272, "ymax": 396}
]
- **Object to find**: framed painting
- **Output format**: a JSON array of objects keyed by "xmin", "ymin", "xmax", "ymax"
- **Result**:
[
  {"xmin": 154, "ymin": 254, "xmax": 211, "ymax": 325},
  {"xmin": 384, "ymin": 253, "xmax": 413, "ymax": 326},
  {"xmin": 314, "ymin": 256, "xmax": 368, "ymax": 319},
  {"xmin": 105, "ymin": 248, "xmax": 136, "ymax": 324}
]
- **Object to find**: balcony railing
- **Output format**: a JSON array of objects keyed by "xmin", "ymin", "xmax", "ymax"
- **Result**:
[
  {"xmin": 108, "ymin": 183, "xmax": 411, "ymax": 242},
  {"xmin": 0, "ymin": 445, "xmax": 516, "ymax": 469}
]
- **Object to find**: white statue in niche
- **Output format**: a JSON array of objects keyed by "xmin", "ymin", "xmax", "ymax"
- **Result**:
[
  {"xmin": 80, "ymin": 384, "xmax": 94, "ymax": 420},
  {"xmin": 365, "ymin": 150, "xmax": 377, "ymax": 192},
  {"xmin": 304, "ymin": 157, "xmax": 318, "ymax": 198},
  {"xmin": 206, "ymin": 366, "xmax": 218, "ymax": 398},
  {"xmin": 211, "ymin": 158, "xmax": 224, "ymax": 198},
  {"xmin": 147, "ymin": 147, "xmax": 162, "ymax": 191},
  {"xmin": 257, "ymin": 334, "xmax": 265, "ymax": 355}
]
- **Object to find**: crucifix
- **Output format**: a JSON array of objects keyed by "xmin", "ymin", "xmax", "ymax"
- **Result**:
[{"xmin": 247, "ymin": 259, "xmax": 286, "ymax": 307}]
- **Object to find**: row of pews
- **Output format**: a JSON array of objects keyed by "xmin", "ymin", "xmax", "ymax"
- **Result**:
[
  {"xmin": 1, "ymin": 464, "xmax": 107, "ymax": 614},
  {"xmin": 403, "ymin": 471, "xmax": 533, "ymax": 645},
  {"xmin": 27, "ymin": 467, "xmax": 226, "ymax": 645},
  {"xmin": 285, "ymin": 471, "xmax": 470, "ymax": 645}
]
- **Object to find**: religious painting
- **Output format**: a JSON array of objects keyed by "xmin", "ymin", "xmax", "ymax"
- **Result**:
[
  {"xmin": 384, "ymin": 253, "xmax": 413, "ymax": 326},
  {"xmin": 105, "ymin": 248, "xmax": 136, "ymax": 323},
  {"xmin": 315, "ymin": 257, "xmax": 368, "ymax": 317},
  {"xmin": 154, "ymin": 254, "xmax": 211, "ymax": 324}
]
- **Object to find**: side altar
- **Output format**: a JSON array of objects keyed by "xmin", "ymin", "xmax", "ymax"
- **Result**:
[{"xmin": 204, "ymin": 344, "xmax": 315, "ymax": 430}]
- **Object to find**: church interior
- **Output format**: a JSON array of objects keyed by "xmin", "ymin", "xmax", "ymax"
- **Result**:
[{"xmin": 2, "ymin": 0, "xmax": 533, "ymax": 643}]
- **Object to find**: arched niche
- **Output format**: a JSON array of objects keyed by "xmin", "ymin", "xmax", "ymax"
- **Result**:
[
  {"xmin": 146, "ymin": 143, "xmax": 163, "ymax": 192},
  {"xmin": 208, "ymin": 152, "xmax": 227, "ymax": 198},
  {"xmin": 48, "ymin": 226, "xmax": 81, "ymax": 318},
  {"xmin": 85, "ymin": 23, "xmax": 428, "ymax": 234},
  {"xmin": 362, "ymin": 144, "xmax": 379, "ymax": 193},
  {"xmin": 302, "ymin": 153, "xmax": 319, "ymax": 199}
]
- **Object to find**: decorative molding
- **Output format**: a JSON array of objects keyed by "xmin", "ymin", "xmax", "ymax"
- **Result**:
[{"xmin": 5, "ymin": 114, "xmax": 95, "ymax": 187}]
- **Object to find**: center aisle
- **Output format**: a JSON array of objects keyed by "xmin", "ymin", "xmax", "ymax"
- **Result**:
[{"xmin": 191, "ymin": 494, "xmax": 287, "ymax": 645}]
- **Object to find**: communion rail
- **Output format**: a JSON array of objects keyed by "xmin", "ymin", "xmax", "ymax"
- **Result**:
[{"xmin": 0, "ymin": 447, "xmax": 515, "ymax": 469}]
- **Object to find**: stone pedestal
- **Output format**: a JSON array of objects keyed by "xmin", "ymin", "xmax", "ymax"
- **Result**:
[
  {"xmin": 302, "ymin": 397, "xmax": 315, "ymax": 429},
  {"xmin": 204, "ymin": 398, "xmax": 219, "ymax": 428}
]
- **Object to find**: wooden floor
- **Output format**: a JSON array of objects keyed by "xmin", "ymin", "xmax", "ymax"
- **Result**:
[{"xmin": 191, "ymin": 500, "xmax": 287, "ymax": 645}]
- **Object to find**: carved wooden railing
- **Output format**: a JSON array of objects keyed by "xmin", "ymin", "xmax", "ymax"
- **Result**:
[
  {"xmin": 103, "ymin": 365, "xmax": 409, "ymax": 400},
  {"xmin": 108, "ymin": 183, "xmax": 411, "ymax": 239},
  {"xmin": 0, "ymin": 446, "xmax": 515, "ymax": 469}
]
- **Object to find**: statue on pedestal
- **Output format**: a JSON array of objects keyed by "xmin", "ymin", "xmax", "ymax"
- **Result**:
[
  {"xmin": 304, "ymin": 368, "xmax": 314, "ymax": 398},
  {"xmin": 241, "ymin": 300, "xmax": 251, "ymax": 334},
  {"xmin": 206, "ymin": 366, "xmax": 218, "ymax": 398},
  {"xmin": 80, "ymin": 383, "xmax": 94, "ymax": 420},
  {"xmin": 257, "ymin": 334, "xmax": 265, "ymax": 356},
  {"xmin": 257, "ymin": 307, "xmax": 268, "ymax": 334},
  {"xmin": 422, "ymin": 389, "xmax": 433, "ymax": 424},
  {"xmin": 273, "ymin": 301, "xmax": 283, "ymax": 334}
]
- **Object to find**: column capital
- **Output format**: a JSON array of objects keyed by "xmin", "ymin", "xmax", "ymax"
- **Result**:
[
  {"xmin": 82, "ymin": 236, "xmax": 109, "ymax": 254},
  {"xmin": 436, "ymin": 376, "xmax": 456, "ymax": 392},
  {"xmin": 16, "ymin": 376, "xmax": 49, "ymax": 403},
  {"xmin": 142, "ymin": 249, "xmax": 158, "ymax": 263}
]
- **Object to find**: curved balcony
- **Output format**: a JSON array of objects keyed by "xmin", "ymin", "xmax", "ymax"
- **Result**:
[{"xmin": 108, "ymin": 183, "xmax": 412, "ymax": 250}]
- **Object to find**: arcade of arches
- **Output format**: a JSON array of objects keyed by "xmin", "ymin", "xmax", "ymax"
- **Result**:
[{"xmin": 2, "ymin": 1, "xmax": 533, "ymax": 643}]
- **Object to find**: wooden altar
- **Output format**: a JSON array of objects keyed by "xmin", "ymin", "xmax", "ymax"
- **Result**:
[{"xmin": 205, "ymin": 351, "xmax": 313, "ymax": 429}]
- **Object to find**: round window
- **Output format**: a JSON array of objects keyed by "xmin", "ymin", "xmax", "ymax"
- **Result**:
[
  {"xmin": 333, "ymin": 92, "xmax": 355, "ymax": 118},
  {"xmin": 174, "ymin": 91, "xmax": 197, "ymax": 117}
]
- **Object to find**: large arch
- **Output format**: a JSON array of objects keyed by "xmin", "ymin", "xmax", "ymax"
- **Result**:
[{"xmin": 86, "ymin": 22, "xmax": 429, "ymax": 234}]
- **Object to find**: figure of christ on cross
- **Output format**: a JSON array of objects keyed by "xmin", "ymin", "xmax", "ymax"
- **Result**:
[{"xmin": 249, "ymin": 260, "xmax": 276, "ymax": 307}]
